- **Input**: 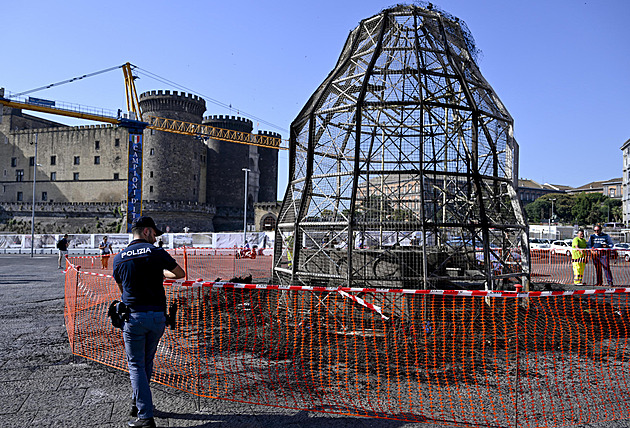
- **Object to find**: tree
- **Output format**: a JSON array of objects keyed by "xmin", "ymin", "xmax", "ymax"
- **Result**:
[
  {"xmin": 524, "ymin": 194, "xmax": 566, "ymax": 223},
  {"xmin": 525, "ymin": 192, "xmax": 620, "ymax": 226}
]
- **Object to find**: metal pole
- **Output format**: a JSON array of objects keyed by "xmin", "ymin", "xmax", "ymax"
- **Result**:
[
  {"xmin": 30, "ymin": 133, "xmax": 38, "ymax": 257},
  {"xmin": 549, "ymin": 198, "xmax": 556, "ymax": 240},
  {"xmin": 242, "ymin": 168, "xmax": 250, "ymax": 245}
]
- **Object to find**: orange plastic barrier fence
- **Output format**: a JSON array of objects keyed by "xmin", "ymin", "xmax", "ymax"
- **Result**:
[
  {"xmin": 531, "ymin": 248, "xmax": 625, "ymax": 286},
  {"xmin": 67, "ymin": 247, "xmax": 273, "ymax": 281},
  {"xmin": 67, "ymin": 247, "xmax": 630, "ymax": 287},
  {"xmin": 65, "ymin": 262, "xmax": 630, "ymax": 427}
]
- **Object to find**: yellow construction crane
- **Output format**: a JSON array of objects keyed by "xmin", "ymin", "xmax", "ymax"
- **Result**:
[
  {"xmin": 0, "ymin": 62, "xmax": 285, "ymax": 230},
  {"xmin": 0, "ymin": 62, "xmax": 284, "ymax": 149}
]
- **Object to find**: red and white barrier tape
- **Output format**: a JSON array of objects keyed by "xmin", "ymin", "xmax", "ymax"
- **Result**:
[
  {"xmin": 69, "ymin": 265, "xmax": 630, "ymax": 298},
  {"xmin": 337, "ymin": 289, "xmax": 389, "ymax": 320}
]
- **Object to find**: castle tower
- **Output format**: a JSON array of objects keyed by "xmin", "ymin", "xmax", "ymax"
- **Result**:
[
  {"xmin": 139, "ymin": 90, "xmax": 207, "ymax": 203},
  {"xmin": 257, "ymin": 131, "xmax": 280, "ymax": 203},
  {"xmin": 203, "ymin": 115, "xmax": 254, "ymax": 231}
]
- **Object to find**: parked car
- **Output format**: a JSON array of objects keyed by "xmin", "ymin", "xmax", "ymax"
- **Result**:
[
  {"xmin": 612, "ymin": 243, "xmax": 630, "ymax": 261},
  {"xmin": 529, "ymin": 238, "xmax": 551, "ymax": 250},
  {"xmin": 550, "ymin": 240, "xmax": 573, "ymax": 257}
]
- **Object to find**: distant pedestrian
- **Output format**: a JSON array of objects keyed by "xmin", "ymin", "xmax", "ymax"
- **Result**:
[
  {"xmin": 571, "ymin": 229, "xmax": 587, "ymax": 285},
  {"xmin": 588, "ymin": 224, "xmax": 614, "ymax": 286},
  {"xmin": 56, "ymin": 234, "xmax": 69, "ymax": 269},
  {"xmin": 99, "ymin": 236, "xmax": 113, "ymax": 269}
]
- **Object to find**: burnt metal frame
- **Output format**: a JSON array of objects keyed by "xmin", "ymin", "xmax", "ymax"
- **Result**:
[{"xmin": 274, "ymin": 5, "xmax": 529, "ymax": 290}]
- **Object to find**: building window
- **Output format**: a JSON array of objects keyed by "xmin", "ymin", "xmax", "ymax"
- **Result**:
[
  {"xmin": 74, "ymin": 156, "xmax": 80, "ymax": 165},
  {"xmin": 115, "ymin": 138, "xmax": 120, "ymax": 147},
  {"xmin": 150, "ymin": 186, "xmax": 154, "ymax": 193},
  {"xmin": 17, "ymin": 192, "xmax": 23, "ymax": 201},
  {"xmin": 150, "ymin": 148, "xmax": 155, "ymax": 155},
  {"xmin": 114, "ymin": 173, "xmax": 119, "ymax": 180},
  {"xmin": 16, "ymin": 169, "xmax": 24, "ymax": 182},
  {"xmin": 193, "ymin": 175, "xmax": 196, "ymax": 181},
  {"xmin": 610, "ymin": 188, "xmax": 616, "ymax": 197},
  {"xmin": 42, "ymin": 191, "xmax": 47, "ymax": 201},
  {"xmin": 50, "ymin": 172, "xmax": 56, "ymax": 181},
  {"xmin": 51, "ymin": 155, "xmax": 56, "ymax": 165},
  {"xmin": 11, "ymin": 157, "xmax": 17, "ymax": 167},
  {"xmin": 29, "ymin": 156, "xmax": 35, "ymax": 166},
  {"xmin": 94, "ymin": 156, "xmax": 100, "ymax": 165},
  {"xmin": 73, "ymin": 172, "xmax": 79, "ymax": 181},
  {"xmin": 95, "ymin": 140, "xmax": 100, "ymax": 150},
  {"xmin": 150, "ymin": 171, "xmax": 153, "ymax": 178}
]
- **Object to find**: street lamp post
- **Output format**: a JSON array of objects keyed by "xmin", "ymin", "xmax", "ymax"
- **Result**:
[
  {"xmin": 601, "ymin": 202, "xmax": 611, "ymax": 224},
  {"xmin": 549, "ymin": 198, "xmax": 557, "ymax": 240},
  {"xmin": 242, "ymin": 168, "xmax": 250, "ymax": 246},
  {"xmin": 30, "ymin": 133, "xmax": 39, "ymax": 257}
]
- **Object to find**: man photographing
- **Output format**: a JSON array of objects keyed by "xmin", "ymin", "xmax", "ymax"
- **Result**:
[{"xmin": 113, "ymin": 216, "xmax": 185, "ymax": 427}]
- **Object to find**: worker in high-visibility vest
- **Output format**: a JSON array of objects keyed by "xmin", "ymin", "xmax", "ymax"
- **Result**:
[{"xmin": 571, "ymin": 229, "xmax": 587, "ymax": 285}]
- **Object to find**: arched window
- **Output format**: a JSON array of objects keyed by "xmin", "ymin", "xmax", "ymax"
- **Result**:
[{"xmin": 261, "ymin": 215, "xmax": 277, "ymax": 231}]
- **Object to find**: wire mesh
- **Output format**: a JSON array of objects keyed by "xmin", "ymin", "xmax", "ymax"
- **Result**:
[
  {"xmin": 274, "ymin": 5, "xmax": 528, "ymax": 291},
  {"xmin": 65, "ymin": 259, "xmax": 630, "ymax": 428}
]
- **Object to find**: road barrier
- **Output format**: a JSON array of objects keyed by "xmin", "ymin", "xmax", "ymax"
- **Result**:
[
  {"xmin": 65, "ymin": 254, "xmax": 630, "ymax": 427},
  {"xmin": 67, "ymin": 246, "xmax": 273, "ymax": 281},
  {"xmin": 531, "ymin": 248, "xmax": 623, "ymax": 286}
]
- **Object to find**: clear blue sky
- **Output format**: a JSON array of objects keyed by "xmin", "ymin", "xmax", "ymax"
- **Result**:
[{"xmin": 2, "ymin": 0, "xmax": 629, "ymax": 196}]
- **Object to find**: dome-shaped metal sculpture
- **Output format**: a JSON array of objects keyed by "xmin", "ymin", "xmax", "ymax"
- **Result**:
[{"xmin": 274, "ymin": 4, "xmax": 529, "ymax": 290}]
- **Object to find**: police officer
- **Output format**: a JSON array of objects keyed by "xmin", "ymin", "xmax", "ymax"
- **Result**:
[{"xmin": 113, "ymin": 216, "xmax": 185, "ymax": 428}]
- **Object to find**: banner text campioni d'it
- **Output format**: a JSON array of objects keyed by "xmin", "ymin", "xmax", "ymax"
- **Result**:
[{"xmin": 127, "ymin": 133, "xmax": 143, "ymax": 232}]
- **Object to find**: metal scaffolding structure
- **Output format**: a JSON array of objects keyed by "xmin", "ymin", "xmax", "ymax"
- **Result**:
[{"xmin": 274, "ymin": 4, "xmax": 529, "ymax": 291}]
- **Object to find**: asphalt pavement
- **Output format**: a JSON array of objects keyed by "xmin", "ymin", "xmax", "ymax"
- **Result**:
[
  {"xmin": 0, "ymin": 255, "xmax": 437, "ymax": 428},
  {"xmin": 0, "ymin": 254, "xmax": 629, "ymax": 428}
]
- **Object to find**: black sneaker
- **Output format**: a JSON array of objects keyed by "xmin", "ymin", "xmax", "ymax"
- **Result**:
[{"xmin": 127, "ymin": 417, "xmax": 156, "ymax": 428}]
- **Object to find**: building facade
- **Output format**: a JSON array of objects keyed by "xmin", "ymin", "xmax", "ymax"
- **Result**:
[
  {"xmin": 517, "ymin": 179, "xmax": 570, "ymax": 206},
  {"xmin": 0, "ymin": 90, "xmax": 279, "ymax": 233},
  {"xmin": 622, "ymin": 139, "xmax": 630, "ymax": 226}
]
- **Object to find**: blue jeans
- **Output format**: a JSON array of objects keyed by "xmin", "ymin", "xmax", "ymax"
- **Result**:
[
  {"xmin": 123, "ymin": 311, "xmax": 165, "ymax": 419},
  {"xmin": 593, "ymin": 252, "xmax": 614, "ymax": 286}
]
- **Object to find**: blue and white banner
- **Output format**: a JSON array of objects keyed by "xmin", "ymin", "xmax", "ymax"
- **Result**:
[{"xmin": 127, "ymin": 133, "xmax": 143, "ymax": 232}]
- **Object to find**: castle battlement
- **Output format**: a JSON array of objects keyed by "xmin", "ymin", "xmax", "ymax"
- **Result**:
[
  {"xmin": 140, "ymin": 90, "xmax": 204, "ymax": 103},
  {"xmin": 258, "ymin": 130, "xmax": 282, "ymax": 139},
  {"xmin": 11, "ymin": 124, "xmax": 116, "ymax": 135},
  {"xmin": 143, "ymin": 200, "xmax": 216, "ymax": 214},
  {"xmin": 139, "ymin": 90, "xmax": 206, "ymax": 118},
  {"xmin": 203, "ymin": 115, "xmax": 253, "ymax": 126},
  {"xmin": 1, "ymin": 201, "xmax": 122, "ymax": 214},
  {"xmin": 76, "ymin": 124, "xmax": 115, "ymax": 130}
]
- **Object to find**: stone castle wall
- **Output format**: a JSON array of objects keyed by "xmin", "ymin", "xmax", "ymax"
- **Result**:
[
  {"xmin": 0, "ymin": 200, "xmax": 215, "ymax": 234},
  {"xmin": 0, "ymin": 91, "xmax": 279, "ymax": 233},
  {"xmin": 1, "ymin": 123, "xmax": 128, "ymax": 203}
]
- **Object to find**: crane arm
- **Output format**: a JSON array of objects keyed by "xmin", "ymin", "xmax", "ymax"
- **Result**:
[
  {"xmin": 145, "ymin": 115, "xmax": 284, "ymax": 149},
  {"xmin": 1, "ymin": 61, "xmax": 287, "ymax": 149},
  {"xmin": 0, "ymin": 97, "xmax": 120, "ymax": 124}
]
